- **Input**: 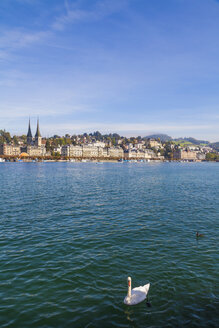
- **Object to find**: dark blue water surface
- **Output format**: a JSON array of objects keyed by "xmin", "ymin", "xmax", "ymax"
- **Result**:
[{"xmin": 0, "ymin": 162, "xmax": 218, "ymax": 328}]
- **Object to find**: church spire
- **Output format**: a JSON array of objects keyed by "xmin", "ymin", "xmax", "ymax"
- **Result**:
[
  {"xmin": 35, "ymin": 118, "xmax": 42, "ymax": 147},
  {"xmin": 35, "ymin": 118, "xmax": 41, "ymax": 138},
  {"xmin": 27, "ymin": 118, "xmax": 33, "ymax": 145}
]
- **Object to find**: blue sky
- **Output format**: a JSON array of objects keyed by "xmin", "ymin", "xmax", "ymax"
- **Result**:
[{"xmin": 0, "ymin": 0, "xmax": 219, "ymax": 141}]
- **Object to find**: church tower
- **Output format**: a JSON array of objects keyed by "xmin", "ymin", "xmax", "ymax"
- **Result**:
[
  {"xmin": 27, "ymin": 118, "xmax": 33, "ymax": 145},
  {"xmin": 35, "ymin": 118, "xmax": 42, "ymax": 147}
]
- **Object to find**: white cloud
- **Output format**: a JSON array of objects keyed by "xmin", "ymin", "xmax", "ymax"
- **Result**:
[
  {"xmin": 0, "ymin": 29, "xmax": 49, "ymax": 48},
  {"xmin": 52, "ymin": 9, "xmax": 91, "ymax": 31},
  {"xmin": 52, "ymin": 0, "xmax": 128, "ymax": 31},
  {"xmin": 0, "ymin": 0, "xmax": 127, "ymax": 61},
  {"xmin": 0, "ymin": 28, "xmax": 51, "ymax": 63}
]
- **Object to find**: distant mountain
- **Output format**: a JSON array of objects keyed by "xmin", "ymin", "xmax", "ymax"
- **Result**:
[
  {"xmin": 144, "ymin": 135, "xmax": 215, "ymax": 146},
  {"xmin": 210, "ymin": 142, "xmax": 219, "ymax": 151},
  {"xmin": 144, "ymin": 134, "xmax": 172, "ymax": 142}
]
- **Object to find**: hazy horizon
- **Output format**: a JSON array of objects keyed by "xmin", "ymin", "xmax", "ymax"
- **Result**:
[{"xmin": 4, "ymin": 119, "xmax": 218, "ymax": 143}]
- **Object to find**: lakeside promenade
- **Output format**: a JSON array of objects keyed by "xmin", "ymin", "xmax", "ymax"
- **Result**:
[{"xmin": 0, "ymin": 156, "xmax": 217, "ymax": 163}]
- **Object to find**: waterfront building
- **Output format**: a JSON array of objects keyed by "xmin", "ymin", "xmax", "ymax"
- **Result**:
[
  {"xmin": 72, "ymin": 146, "xmax": 83, "ymax": 158},
  {"xmin": 196, "ymin": 152, "xmax": 206, "ymax": 160},
  {"xmin": 0, "ymin": 144, "xmax": 21, "ymax": 156},
  {"xmin": 60, "ymin": 144, "xmax": 124, "ymax": 159},
  {"xmin": 144, "ymin": 149, "xmax": 156, "ymax": 159},
  {"xmin": 173, "ymin": 149, "xmax": 197, "ymax": 161},
  {"xmin": 82, "ymin": 145, "xmax": 99, "ymax": 158},
  {"xmin": 107, "ymin": 147, "xmax": 124, "ymax": 159},
  {"xmin": 61, "ymin": 145, "xmax": 84, "ymax": 158},
  {"xmin": 24, "ymin": 145, "xmax": 47, "ymax": 157},
  {"xmin": 61, "ymin": 145, "xmax": 83, "ymax": 158},
  {"xmin": 124, "ymin": 149, "xmax": 156, "ymax": 160},
  {"xmin": 98, "ymin": 147, "xmax": 108, "ymax": 158}
]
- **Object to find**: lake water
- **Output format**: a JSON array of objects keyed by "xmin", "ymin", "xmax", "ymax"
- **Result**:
[{"xmin": 0, "ymin": 162, "xmax": 218, "ymax": 327}]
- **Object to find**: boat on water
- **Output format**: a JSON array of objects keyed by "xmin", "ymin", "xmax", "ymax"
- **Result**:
[{"xmin": 0, "ymin": 158, "xmax": 5, "ymax": 162}]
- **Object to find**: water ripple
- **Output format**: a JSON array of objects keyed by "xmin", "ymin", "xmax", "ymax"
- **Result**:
[{"xmin": 0, "ymin": 162, "xmax": 218, "ymax": 327}]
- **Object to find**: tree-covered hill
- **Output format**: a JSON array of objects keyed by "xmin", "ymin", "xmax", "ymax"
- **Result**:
[
  {"xmin": 144, "ymin": 134, "xmax": 172, "ymax": 141},
  {"xmin": 173, "ymin": 137, "xmax": 209, "ymax": 145}
]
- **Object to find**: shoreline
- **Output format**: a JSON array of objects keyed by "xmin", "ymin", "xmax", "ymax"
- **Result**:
[{"xmin": 0, "ymin": 158, "xmax": 218, "ymax": 163}]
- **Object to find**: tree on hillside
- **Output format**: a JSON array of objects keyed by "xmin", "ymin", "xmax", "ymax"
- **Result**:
[
  {"xmin": 13, "ymin": 135, "xmax": 19, "ymax": 145},
  {"xmin": 46, "ymin": 140, "xmax": 51, "ymax": 151},
  {"xmin": 0, "ymin": 130, "xmax": 12, "ymax": 144},
  {"xmin": 111, "ymin": 137, "xmax": 116, "ymax": 146},
  {"xmin": 164, "ymin": 142, "xmax": 173, "ymax": 159},
  {"xmin": 20, "ymin": 135, "xmax": 27, "ymax": 144},
  {"xmin": 206, "ymin": 153, "xmax": 219, "ymax": 161}
]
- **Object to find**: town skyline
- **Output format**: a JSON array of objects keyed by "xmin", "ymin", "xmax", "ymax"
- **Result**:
[
  {"xmin": 1, "ymin": 117, "xmax": 218, "ymax": 162},
  {"xmin": 2, "ymin": 117, "xmax": 218, "ymax": 143}
]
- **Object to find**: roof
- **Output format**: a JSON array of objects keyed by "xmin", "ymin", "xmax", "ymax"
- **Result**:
[{"xmin": 20, "ymin": 152, "xmax": 29, "ymax": 157}]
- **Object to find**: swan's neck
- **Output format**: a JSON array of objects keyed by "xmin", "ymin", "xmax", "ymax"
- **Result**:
[{"xmin": 127, "ymin": 278, "xmax": 131, "ymax": 298}]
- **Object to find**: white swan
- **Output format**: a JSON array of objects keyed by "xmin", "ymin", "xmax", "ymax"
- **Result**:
[{"xmin": 124, "ymin": 277, "xmax": 150, "ymax": 305}]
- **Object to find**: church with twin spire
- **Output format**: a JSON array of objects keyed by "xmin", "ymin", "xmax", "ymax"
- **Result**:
[
  {"xmin": 27, "ymin": 118, "xmax": 42, "ymax": 147},
  {"xmin": 22, "ymin": 118, "xmax": 46, "ymax": 156}
]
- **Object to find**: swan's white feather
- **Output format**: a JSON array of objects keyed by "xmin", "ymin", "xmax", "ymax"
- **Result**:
[{"xmin": 124, "ymin": 283, "xmax": 150, "ymax": 305}]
